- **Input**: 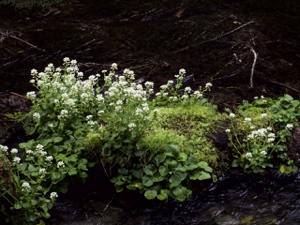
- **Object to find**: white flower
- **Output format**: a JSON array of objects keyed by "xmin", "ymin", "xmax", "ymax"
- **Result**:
[
  {"xmin": 128, "ymin": 123, "xmax": 136, "ymax": 130},
  {"xmin": 33, "ymin": 112, "xmax": 40, "ymax": 120},
  {"xmin": 245, "ymin": 152, "xmax": 253, "ymax": 158},
  {"xmin": 205, "ymin": 82, "xmax": 213, "ymax": 88},
  {"xmin": 39, "ymin": 168, "xmax": 46, "ymax": 174},
  {"xmin": 63, "ymin": 57, "xmax": 70, "ymax": 63},
  {"xmin": 102, "ymin": 70, "xmax": 107, "ymax": 74},
  {"xmin": 26, "ymin": 150, "xmax": 33, "ymax": 155},
  {"xmin": 111, "ymin": 63, "xmax": 118, "ymax": 70},
  {"xmin": 181, "ymin": 94, "xmax": 189, "ymax": 100},
  {"xmin": 0, "ymin": 145, "xmax": 8, "ymax": 154},
  {"xmin": 229, "ymin": 113, "xmax": 236, "ymax": 118},
  {"xmin": 244, "ymin": 117, "xmax": 252, "ymax": 122},
  {"xmin": 45, "ymin": 156, "xmax": 54, "ymax": 162},
  {"xmin": 31, "ymin": 69, "xmax": 38, "ymax": 75},
  {"xmin": 260, "ymin": 113, "xmax": 268, "ymax": 118},
  {"xmin": 225, "ymin": 129, "xmax": 231, "ymax": 133},
  {"xmin": 71, "ymin": 59, "xmax": 77, "ymax": 65},
  {"xmin": 57, "ymin": 161, "xmax": 65, "ymax": 168},
  {"xmin": 167, "ymin": 80, "xmax": 174, "ymax": 86},
  {"xmin": 286, "ymin": 124, "xmax": 294, "ymax": 129},
  {"xmin": 13, "ymin": 157, "xmax": 21, "ymax": 164},
  {"xmin": 179, "ymin": 68, "xmax": 186, "ymax": 75},
  {"xmin": 260, "ymin": 151, "xmax": 267, "ymax": 156},
  {"xmin": 22, "ymin": 182, "xmax": 31, "ymax": 191},
  {"xmin": 160, "ymin": 85, "xmax": 168, "ymax": 90},
  {"xmin": 36, "ymin": 144, "xmax": 44, "ymax": 151},
  {"xmin": 184, "ymin": 87, "xmax": 192, "ymax": 93},
  {"xmin": 26, "ymin": 91, "xmax": 36, "ymax": 100},
  {"xmin": 11, "ymin": 148, "xmax": 18, "ymax": 154},
  {"xmin": 267, "ymin": 137, "xmax": 275, "ymax": 143},
  {"xmin": 50, "ymin": 192, "xmax": 58, "ymax": 199}
]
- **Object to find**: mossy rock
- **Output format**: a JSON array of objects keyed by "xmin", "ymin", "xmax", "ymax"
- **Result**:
[{"xmin": 142, "ymin": 102, "xmax": 221, "ymax": 167}]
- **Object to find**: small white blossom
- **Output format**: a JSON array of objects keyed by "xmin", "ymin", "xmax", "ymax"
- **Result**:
[
  {"xmin": 39, "ymin": 168, "xmax": 46, "ymax": 174},
  {"xmin": 22, "ymin": 182, "xmax": 31, "ymax": 191},
  {"xmin": 245, "ymin": 152, "xmax": 253, "ymax": 158},
  {"xmin": 45, "ymin": 156, "xmax": 54, "ymax": 162},
  {"xmin": 205, "ymin": 82, "xmax": 213, "ymax": 88},
  {"xmin": 33, "ymin": 112, "xmax": 40, "ymax": 120},
  {"xmin": 11, "ymin": 148, "xmax": 18, "ymax": 154},
  {"xmin": 260, "ymin": 151, "xmax": 267, "ymax": 156},
  {"xmin": 128, "ymin": 123, "xmax": 136, "ymax": 130},
  {"xmin": 0, "ymin": 145, "xmax": 8, "ymax": 154},
  {"xmin": 26, "ymin": 150, "xmax": 33, "ymax": 155},
  {"xmin": 50, "ymin": 192, "xmax": 58, "ymax": 199},
  {"xmin": 57, "ymin": 161, "xmax": 65, "ymax": 168},
  {"xmin": 184, "ymin": 87, "xmax": 192, "ymax": 93},
  {"xmin": 36, "ymin": 144, "xmax": 44, "ymax": 151},
  {"xmin": 179, "ymin": 68, "xmax": 186, "ymax": 75},
  {"xmin": 244, "ymin": 117, "xmax": 252, "ymax": 122},
  {"xmin": 260, "ymin": 113, "xmax": 268, "ymax": 118},
  {"xmin": 229, "ymin": 113, "xmax": 236, "ymax": 118},
  {"xmin": 111, "ymin": 63, "xmax": 118, "ymax": 70},
  {"xmin": 13, "ymin": 157, "xmax": 21, "ymax": 164},
  {"xmin": 286, "ymin": 124, "xmax": 294, "ymax": 129},
  {"xmin": 225, "ymin": 129, "xmax": 231, "ymax": 133}
]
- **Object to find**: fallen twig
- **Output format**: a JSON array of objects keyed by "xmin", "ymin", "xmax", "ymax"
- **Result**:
[
  {"xmin": 250, "ymin": 48, "xmax": 258, "ymax": 88},
  {"xmin": 173, "ymin": 20, "xmax": 255, "ymax": 53},
  {"xmin": 264, "ymin": 79, "xmax": 300, "ymax": 94},
  {"xmin": 0, "ymin": 31, "xmax": 45, "ymax": 52}
]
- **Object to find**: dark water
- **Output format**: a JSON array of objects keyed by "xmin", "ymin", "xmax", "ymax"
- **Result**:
[
  {"xmin": 48, "ymin": 171, "xmax": 300, "ymax": 225},
  {"xmin": 1, "ymin": 0, "xmax": 300, "ymax": 224}
]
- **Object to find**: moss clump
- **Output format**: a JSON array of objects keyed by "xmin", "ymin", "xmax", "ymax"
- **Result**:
[{"xmin": 141, "ymin": 102, "xmax": 221, "ymax": 167}]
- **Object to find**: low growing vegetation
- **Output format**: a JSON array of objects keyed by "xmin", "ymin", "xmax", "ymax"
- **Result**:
[{"xmin": 0, "ymin": 58, "xmax": 299, "ymax": 224}]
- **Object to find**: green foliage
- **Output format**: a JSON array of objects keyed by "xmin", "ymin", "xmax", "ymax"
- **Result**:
[
  {"xmin": 226, "ymin": 95, "xmax": 299, "ymax": 174},
  {"xmin": 111, "ymin": 145, "xmax": 215, "ymax": 202},
  {"xmin": 0, "ymin": 0, "xmax": 63, "ymax": 9}
]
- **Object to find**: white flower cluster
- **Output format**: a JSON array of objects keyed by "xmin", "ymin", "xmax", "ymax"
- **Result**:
[{"xmin": 0, "ymin": 144, "xmax": 8, "ymax": 154}]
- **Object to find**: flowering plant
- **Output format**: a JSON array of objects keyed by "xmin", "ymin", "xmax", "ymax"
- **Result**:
[{"xmin": 226, "ymin": 95, "xmax": 299, "ymax": 174}]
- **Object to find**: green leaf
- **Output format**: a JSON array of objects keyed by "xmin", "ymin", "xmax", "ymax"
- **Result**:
[
  {"xmin": 142, "ymin": 175, "xmax": 154, "ymax": 187},
  {"xmin": 198, "ymin": 171, "xmax": 211, "ymax": 180},
  {"xmin": 14, "ymin": 202, "xmax": 22, "ymax": 209},
  {"xmin": 143, "ymin": 164, "xmax": 157, "ymax": 176},
  {"xmin": 68, "ymin": 167, "xmax": 77, "ymax": 176},
  {"xmin": 51, "ymin": 172, "xmax": 63, "ymax": 182},
  {"xmin": 144, "ymin": 190, "xmax": 157, "ymax": 200},
  {"xmin": 118, "ymin": 167, "xmax": 129, "ymax": 175},
  {"xmin": 52, "ymin": 136, "xmax": 63, "ymax": 143},
  {"xmin": 154, "ymin": 153, "xmax": 167, "ymax": 164},
  {"xmin": 177, "ymin": 152, "xmax": 188, "ymax": 162},
  {"xmin": 198, "ymin": 161, "xmax": 213, "ymax": 173},
  {"xmin": 153, "ymin": 174, "xmax": 165, "ymax": 182},
  {"xmin": 158, "ymin": 165, "xmax": 169, "ymax": 176},
  {"xmin": 169, "ymin": 171, "xmax": 187, "ymax": 188},
  {"xmin": 132, "ymin": 168, "xmax": 143, "ymax": 178}
]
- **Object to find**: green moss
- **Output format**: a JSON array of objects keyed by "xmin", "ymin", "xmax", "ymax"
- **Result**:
[{"xmin": 142, "ymin": 102, "xmax": 221, "ymax": 167}]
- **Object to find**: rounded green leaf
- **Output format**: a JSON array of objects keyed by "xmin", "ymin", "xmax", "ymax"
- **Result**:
[
  {"xmin": 144, "ymin": 164, "xmax": 157, "ymax": 176},
  {"xmin": 159, "ymin": 165, "xmax": 169, "ymax": 176},
  {"xmin": 142, "ymin": 175, "xmax": 154, "ymax": 187},
  {"xmin": 144, "ymin": 190, "xmax": 157, "ymax": 200},
  {"xmin": 177, "ymin": 152, "xmax": 188, "ymax": 162},
  {"xmin": 154, "ymin": 153, "xmax": 167, "ymax": 164}
]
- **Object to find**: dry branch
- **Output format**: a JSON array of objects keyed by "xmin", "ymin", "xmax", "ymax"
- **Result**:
[{"xmin": 173, "ymin": 20, "xmax": 255, "ymax": 54}]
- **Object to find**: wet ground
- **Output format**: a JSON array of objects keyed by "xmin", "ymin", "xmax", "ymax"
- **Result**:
[
  {"xmin": 0, "ymin": 0, "xmax": 300, "ymax": 224},
  {"xmin": 1, "ymin": 0, "xmax": 300, "ymax": 142}
]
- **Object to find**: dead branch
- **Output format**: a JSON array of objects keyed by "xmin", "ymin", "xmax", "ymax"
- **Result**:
[
  {"xmin": 264, "ymin": 79, "xmax": 300, "ymax": 94},
  {"xmin": 250, "ymin": 48, "xmax": 258, "ymax": 88},
  {"xmin": 0, "ymin": 31, "xmax": 45, "ymax": 52},
  {"xmin": 173, "ymin": 20, "xmax": 255, "ymax": 54}
]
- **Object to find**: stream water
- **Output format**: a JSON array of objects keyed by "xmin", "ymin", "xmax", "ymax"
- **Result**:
[
  {"xmin": 1, "ymin": 0, "xmax": 300, "ymax": 224},
  {"xmin": 47, "ymin": 170, "xmax": 300, "ymax": 225}
]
